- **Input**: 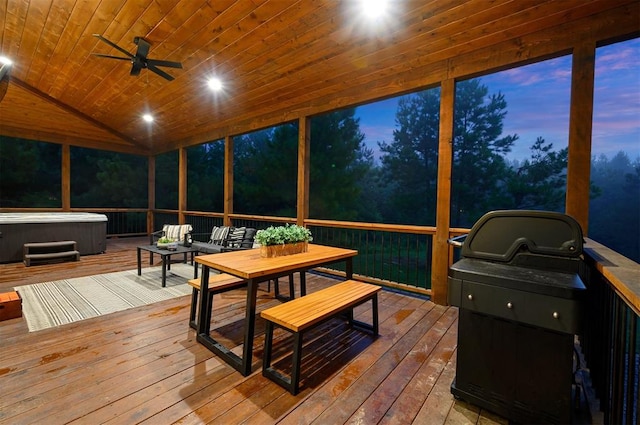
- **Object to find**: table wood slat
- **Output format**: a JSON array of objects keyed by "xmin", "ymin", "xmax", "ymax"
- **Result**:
[{"xmin": 195, "ymin": 244, "xmax": 357, "ymax": 280}]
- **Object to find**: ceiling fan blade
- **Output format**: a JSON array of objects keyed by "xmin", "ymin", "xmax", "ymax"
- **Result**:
[
  {"xmin": 146, "ymin": 59, "xmax": 183, "ymax": 69},
  {"xmin": 130, "ymin": 64, "xmax": 142, "ymax": 77},
  {"xmin": 91, "ymin": 53, "xmax": 131, "ymax": 61},
  {"xmin": 92, "ymin": 34, "xmax": 134, "ymax": 58},
  {"xmin": 134, "ymin": 37, "xmax": 150, "ymax": 59},
  {"xmin": 148, "ymin": 64, "xmax": 175, "ymax": 81}
]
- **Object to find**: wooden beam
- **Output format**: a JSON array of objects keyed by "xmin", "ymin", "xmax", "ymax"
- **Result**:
[
  {"xmin": 566, "ymin": 42, "xmax": 596, "ymax": 236},
  {"xmin": 10, "ymin": 78, "xmax": 146, "ymax": 151},
  {"xmin": 148, "ymin": 156, "xmax": 155, "ymax": 235},
  {"xmin": 178, "ymin": 148, "xmax": 187, "ymax": 224},
  {"xmin": 61, "ymin": 144, "xmax": 70, "ymax": 211},
  {"xmin": 224, "ymin": 135, "xmax": 234, "ymax": 227},
  {"xmin": 432, "ymin": 78, "xmax": 455, "ymax": 306},
  {"xmin": 297, "ymin": 117, "xmax": 310, "ymax": 226}
]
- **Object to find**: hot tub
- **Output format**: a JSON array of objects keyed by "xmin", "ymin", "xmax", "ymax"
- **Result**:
[{"xmin": 0, "ymin": 213, "xmax": 107, "ymax": 263}]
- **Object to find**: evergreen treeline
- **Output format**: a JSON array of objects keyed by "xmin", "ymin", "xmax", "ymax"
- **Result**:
[{"xmin": 1, "ymin": 79, "xmax": 638, "ymax": 262}]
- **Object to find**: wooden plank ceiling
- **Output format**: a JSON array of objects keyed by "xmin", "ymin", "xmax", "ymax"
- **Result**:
[{"xmin": 0, "ymin": 0, "xmax": 637, "ymax": 155}]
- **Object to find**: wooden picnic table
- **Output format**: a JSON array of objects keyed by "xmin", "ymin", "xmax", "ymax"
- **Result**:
[{"xmin": 194, "ymin": 243, "xmax": 357, "ymax": 376}]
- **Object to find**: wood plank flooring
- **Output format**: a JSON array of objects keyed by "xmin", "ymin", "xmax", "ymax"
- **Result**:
[{"xmin": 0, "ymin": 237, "xmax": 506, "ymax": 424}]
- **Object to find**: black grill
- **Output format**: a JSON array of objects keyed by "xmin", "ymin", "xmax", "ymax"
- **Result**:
[{"xmin": 448, "ymin": 210, "xmax": 585, "ymax": 424}]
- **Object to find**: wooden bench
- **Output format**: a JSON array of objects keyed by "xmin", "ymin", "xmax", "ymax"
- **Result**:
[
  {"xmin": 260, "ymin": 279, "xmax": 381, "ymax": 394},
  {"xmin": 23, "ymin": 241, "xmax": 80, "ymax": 267},
  {"xmin": 187, "ymin": 273, "xmax": 247, "ymax": 330}
]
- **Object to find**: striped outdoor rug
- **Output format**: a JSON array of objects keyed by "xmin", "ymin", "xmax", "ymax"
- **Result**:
[{"xmin": 14, "ymin": 263, "xmax": 194, "ymax": 332}]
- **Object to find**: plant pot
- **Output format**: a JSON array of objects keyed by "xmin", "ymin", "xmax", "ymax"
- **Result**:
[
  {"xmin": 157, "ymin": 241, "xmax": 178, "ymax": 250},
  {"xmin": 260, "ymin": 241, "xmax": 308, "ymax": 258}
]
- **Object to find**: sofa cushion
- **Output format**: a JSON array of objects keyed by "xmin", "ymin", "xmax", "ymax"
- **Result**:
[
  {"xmin": 163, "ymin": 224, "xmax": 192, "ymax": 242},
  {"xmin": 241, "ymin": 228, "xmax": 257, "ymax": 248},
  {"xmin": 191, "ymin": 241, "xmax": 224, "ymax": 254},
  {"xmin": 209, "ymin": 226, "xmax": 230, "ymax": 243}
]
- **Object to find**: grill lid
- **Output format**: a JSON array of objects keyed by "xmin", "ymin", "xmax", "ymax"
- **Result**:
[{"xmin": 461, "ymin": 210, "xmax": 583, "ymax": 263}]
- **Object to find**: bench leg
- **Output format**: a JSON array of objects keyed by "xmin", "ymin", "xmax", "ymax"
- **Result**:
[
  {"xmin": 372, "ymin": 294, "xmax": 379, "ymax": 336},
  {"xmin": 291, "ymin": 332, "xmax": 303, "ymax": 395},
  {"xmin": 262, "ymin": 323, "xmax": 303, "ymax": 395},
  {"xmin": 189, "ymin": 288, "xmax": 199, "ymax": 329},
  {"xmin": 345, "ymin": 294, "xmax": 379, "ymax": 336},
  {"xmin": 263, "ymin": 321, "xmax": 274, "ymax": 370},
  {"xmin": 203, "ymin": 289, "xmax": 214, "ymax": 334}
]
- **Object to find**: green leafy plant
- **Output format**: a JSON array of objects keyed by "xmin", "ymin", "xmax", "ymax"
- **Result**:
[
  {"xmin": 254, "ymin": 224, "xmax": 313, "ymax": 246},
  {"xmin": 158, "ymin": 236, "xmax": 172, "ymax": 244}
]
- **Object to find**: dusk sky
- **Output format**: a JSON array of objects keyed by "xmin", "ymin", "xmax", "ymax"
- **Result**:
[{"xmin": 356, "ymin": 38, "xmax": 639, "ymax": 163}]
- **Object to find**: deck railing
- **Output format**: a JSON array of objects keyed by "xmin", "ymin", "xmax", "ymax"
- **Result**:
[
  {"xmin": 581, "ymin": 239, "xmax": 639, "ymax": 425},
  {"xmin": 183, "ymin": 213, "xmax": 436, "ymax": 296}
]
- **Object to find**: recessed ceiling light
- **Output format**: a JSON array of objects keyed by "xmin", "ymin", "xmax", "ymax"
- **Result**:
[
  {"xmin": 208, "ymin": 77, "xmax": 223, "ymax": 91},
  {"xmin": 142, "ymin": 113, "xmax": 154, "ymax": 123},
  {"xmin": 0, "ymin": 56, "xmax": 13, "ymax": 65},
  {"xmin": 362, "ymin": 0, "xmax": 388, "ymax": 19}
]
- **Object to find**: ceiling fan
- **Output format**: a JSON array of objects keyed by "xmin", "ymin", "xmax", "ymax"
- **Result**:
[{"xmin": 92, "ymin": 34, "xmax": 183, "ymax": 81}]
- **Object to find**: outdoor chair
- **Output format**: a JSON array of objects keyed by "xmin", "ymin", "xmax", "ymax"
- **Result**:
[{"xmin": 191, "ymin": 226, "xmax": 257, "ymax": 255}]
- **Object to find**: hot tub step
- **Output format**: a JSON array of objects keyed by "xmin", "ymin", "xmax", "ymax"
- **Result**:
[{"xmin": 23, "ymin": 241, "xmax": 80, "ymax": 266}]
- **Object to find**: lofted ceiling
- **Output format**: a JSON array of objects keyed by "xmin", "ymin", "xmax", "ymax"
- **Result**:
[{"xmin": 0, "ymin": 0, "xmax": 638, "ymax": 156}]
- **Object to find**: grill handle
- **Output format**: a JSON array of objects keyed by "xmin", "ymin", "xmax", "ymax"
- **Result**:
[{"xmin": 447, "ymin": 234, "xmax": 468, "ymax": 248}]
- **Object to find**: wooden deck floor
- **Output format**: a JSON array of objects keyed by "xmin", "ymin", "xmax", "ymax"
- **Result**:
[{"xmin": 0, "ymin": 237, "xmax": 508, "ymax": 424}]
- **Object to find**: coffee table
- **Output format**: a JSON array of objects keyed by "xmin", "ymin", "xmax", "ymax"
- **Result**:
[{"xmin": 137, "ymin": 244, "xmax": 199, "ymax": 287}]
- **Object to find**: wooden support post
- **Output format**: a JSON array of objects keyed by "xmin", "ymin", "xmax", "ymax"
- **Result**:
[
  {"xmin": 297, "ymin": 117, "xmax": 311, "ymax": 226},
  {"xmin": 148, "ymin": 156, "xmax": 156, "ymax": 235},
  {"xmin": 178, "ymin": 148, "xmax": 187, "ymax": 224},
  {"xmin": 566, "ymin": 42, "xmax": 596, "ymax": 236},
  {"xmin": 61, "ymin": 144, "xmax": 70, "ymax": 211},
  {"xmin": 224, "ymin": 135, "xmax": 234, "ymax": 227},
  {"xmin": 432, "ymin": 78, "xmax": 455, "ymax": 305}
]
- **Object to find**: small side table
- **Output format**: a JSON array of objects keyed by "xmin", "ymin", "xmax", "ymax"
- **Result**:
[{"xmin": 137, "ymin": 244, "xmax": 198, "ymax": 287}]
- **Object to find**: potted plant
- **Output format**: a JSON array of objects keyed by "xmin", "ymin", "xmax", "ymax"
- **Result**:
[
  {"xmin": 156, "ymin": 236, "xmax": 178, "ymax": 250},
  {"xmin": 255, "ymin": 224, "xmax": 313, "ymax": 258}
]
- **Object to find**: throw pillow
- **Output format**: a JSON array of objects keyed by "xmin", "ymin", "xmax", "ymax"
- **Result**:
[
  {"xmin": 227, "ymin": 227, "xmax": 246, "ymax": 248},
  {"xmin": 209, "ymin": 226, "xmax": 230, "ymax": 244}
]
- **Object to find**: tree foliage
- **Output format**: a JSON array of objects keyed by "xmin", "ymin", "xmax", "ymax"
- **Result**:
[
  {"xmin": 187, "ymin": 141, "xmax": 225, "ymax": 212},
  {"xmin": 378, "ymin": 89, "xmax": 440, "ymax": 225},
  {"xmin": 155, "ymin": 151, "xmax": 178, "ymax": 209},
  {"xmin": 502, "ymin": 137, "xmax": 568, "ymax": 210},
  {"xmin": 589, "ymin": 152, "xmax": 640, "ymax": 261},
  {"xmin": 234, "ymin": 124, "xmax": 298, "ymax": 216},
  {"xmin": 310, "ymin": 109, "xmax": 373, "ymax": 220},
  {"xmin": 0, "ymin": 137, "xmax": 61, "ymax": 207},
  {"xmin": 451, "ymin": 79, "xmax": 518, "ymax": 227}
]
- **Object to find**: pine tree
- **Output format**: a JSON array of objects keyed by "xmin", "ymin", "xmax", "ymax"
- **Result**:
[{"xmin": 451, "ymin": 79, "xmax": 517, "ymax": 227}]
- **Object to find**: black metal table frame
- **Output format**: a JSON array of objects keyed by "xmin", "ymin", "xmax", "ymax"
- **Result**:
[
  {"xmin": 137, "ymin": 244, "xmax": 198, "ymax": 287},
  {"xmin": 196, "ymin": 256, "xmax": 354, "ymax": 377}
]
